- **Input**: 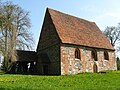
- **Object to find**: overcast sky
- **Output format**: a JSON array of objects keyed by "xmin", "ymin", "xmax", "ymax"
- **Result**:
[{"xmin": 2, "ymin": 0, "xmax": 120, "ymax": 50}]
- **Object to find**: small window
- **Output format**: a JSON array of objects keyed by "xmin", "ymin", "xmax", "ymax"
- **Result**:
[
  {"xmin": 91, "ymin": 50, "xmax": 98, "ymax": 61},
  {"xmin": 104, "ymin": 51, "xmax": 109, "ymax": 60},
  {"xmin": 75, "ymin": 48, "xmax": 81, "ymax": 59}
]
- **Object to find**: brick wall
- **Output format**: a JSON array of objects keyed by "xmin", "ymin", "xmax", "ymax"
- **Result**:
[
  {"xmin": 37, "ymin": 10, "xmax": 61, "ymax": 75},
  {"xmin": 37, "ymin": 9, "xmax": 60, "ymax": 52}
]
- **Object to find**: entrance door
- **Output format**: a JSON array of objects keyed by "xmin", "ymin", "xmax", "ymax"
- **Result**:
[
  {"xmin": 43, "ymin": 65, "xmax": 48, "ymax": 75},
  {"xmin": 93, "ymin": 64, "xmax": 98, "ymax": 73}
]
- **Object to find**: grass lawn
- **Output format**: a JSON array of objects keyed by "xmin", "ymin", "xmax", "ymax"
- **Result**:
[{"xmin": 0, "ymin": 71, "xmax": 120, "ymax": 90}]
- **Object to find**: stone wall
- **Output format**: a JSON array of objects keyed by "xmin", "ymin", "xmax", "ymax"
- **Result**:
[
  {"xmin": 37, "ymin": 44, "xmax": 60, "ymax": 75},
  {"xmin": 60, "ymin": 45, "xmax": 117, "ymax": 75}
]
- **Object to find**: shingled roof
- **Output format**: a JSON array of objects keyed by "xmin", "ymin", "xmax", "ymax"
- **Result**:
[{"xmin": 46, "ymin": 8, "xmax": 114, "ymax": 50}]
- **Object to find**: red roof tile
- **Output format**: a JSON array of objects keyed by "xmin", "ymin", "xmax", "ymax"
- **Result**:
[{"xmin": 47, "ymin": 8, "xmax": 114, "ymax": 50}]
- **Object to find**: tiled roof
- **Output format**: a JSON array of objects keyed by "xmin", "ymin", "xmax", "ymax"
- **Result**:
[
  {"xmin": 17, "ymin": 50, "xmax": 37, "ymax": 61},
  {"xmin": 47, "ymin": 8, "xmax": 114, "ymax": 50}
]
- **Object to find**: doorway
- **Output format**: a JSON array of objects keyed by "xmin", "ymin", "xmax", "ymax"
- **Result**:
[{"xmin": 93, "ymin": 64, "xmax": 98, "ymax": 73}]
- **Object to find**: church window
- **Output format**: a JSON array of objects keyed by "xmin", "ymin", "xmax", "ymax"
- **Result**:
[
  {"xmin": 91, "ymin": 50, "xmax": 98, "ymax": 61},
  {"xmin": 104, "ymin": 51, "xmax": 109, "ymax": 60},
  {"xmin": 75, "ymin": 48, "xmax": 81, "ymax": 59}
]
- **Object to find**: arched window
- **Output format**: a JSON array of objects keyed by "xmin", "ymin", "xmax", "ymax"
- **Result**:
[
  {"xmin": 75, "ymin": 48, "xmax": 81, "ymax": 59},
  {"xmin": 91, "ymin": 50, "xmax": 98, "ymax": 61},
  {"xmin": 104, "ymin": 51, "xmax": 109, "ymax": 60}
]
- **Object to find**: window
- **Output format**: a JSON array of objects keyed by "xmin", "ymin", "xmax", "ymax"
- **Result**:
[
  {"xmin": 91, "ymin": 50, "xmax": 98, "ymax": 61},
  {"xmin": 104, "ymin": 51, "xmax": 109, "ymax": 60},
  {"xmin": 75, "ymin": 48, "xmax": 81, "ymax": 59}
]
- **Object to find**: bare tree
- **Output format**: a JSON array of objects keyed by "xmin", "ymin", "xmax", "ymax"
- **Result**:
[
  {"xmin": 103, "ymin": 23, "xmax": 120, "ymax": 52},
  {"xmin": 0, "ymin": 13, "xmax": 14, "ymax": 71},
  {"xmin": 0, "ymin": 1, "xmax": 34, "ymax": 72}
]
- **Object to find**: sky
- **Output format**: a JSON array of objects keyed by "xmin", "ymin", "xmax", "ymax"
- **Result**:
[{"xmin": 1, "ymin": 0, "xmax": 120, "ymax": 50}]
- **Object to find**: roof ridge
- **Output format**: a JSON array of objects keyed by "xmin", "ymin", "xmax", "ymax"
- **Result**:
[{"xmin": 47, "ymin": 8, "xmax": 94, "ymax": 24}]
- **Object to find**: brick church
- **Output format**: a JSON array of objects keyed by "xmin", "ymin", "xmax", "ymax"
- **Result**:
[{"xmin": 9, "ymin": 8, "xmax": 117, "ymax": 75}]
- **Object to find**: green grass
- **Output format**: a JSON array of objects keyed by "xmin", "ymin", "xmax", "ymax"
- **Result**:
[{"xmin": 0, "ymin": 71, "xmax": 120, "ymax": 90}]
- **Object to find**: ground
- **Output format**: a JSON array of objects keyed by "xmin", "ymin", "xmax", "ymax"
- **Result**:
[{"xmin": 0, "ymin": 71, "xmax": 120, "ymax": 90}]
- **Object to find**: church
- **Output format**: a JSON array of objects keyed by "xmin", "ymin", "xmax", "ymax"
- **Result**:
[
  {"xmin": 8, "ymin": 8, "xmax": 117, "ymax": 75},
  {"xmin": 36, "ymin": 8, "xmax": 117, "ymax": 75}
]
